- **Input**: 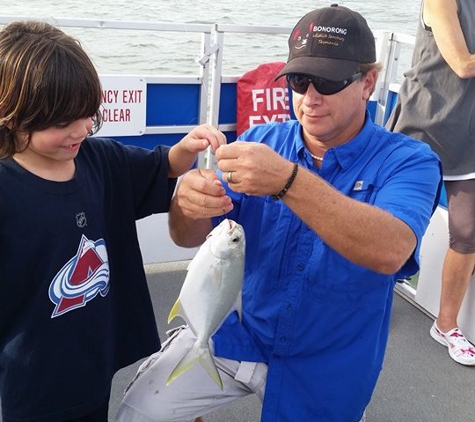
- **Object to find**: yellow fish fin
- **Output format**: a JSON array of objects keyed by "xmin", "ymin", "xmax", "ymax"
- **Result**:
[
  {"xmin": 166, "ymin": 346, "xmax": 200, "ymax": 386},
  {"xmin": 199, "ymin": 347, "xmax": 223, "ymax": 390},
  {"xmin": 168, "ymin": 298, "xmax": 182, "ymax": 324},
  {"xmin": 166, "ymin": 344, "xmax": 224, "ymax": 390}
]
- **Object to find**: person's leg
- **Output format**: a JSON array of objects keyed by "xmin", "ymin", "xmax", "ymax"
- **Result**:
[
  {"xmin": 430, "ymin": 180, "xmax": 475, "ymax": 365},
  {"xmin": 437, "ymin": 180, "xmax": 475, "ymax": 331},
  {"xmin": 116, "ymin": 325, "xmax": 267, "ymax": 422},
  {"xmin": 437, "ymin": 248, "xmax": 475, "ymax": 331},
  {"xmin": 191, "ymin": 358, "xmax": 268, "ymax": 422}
]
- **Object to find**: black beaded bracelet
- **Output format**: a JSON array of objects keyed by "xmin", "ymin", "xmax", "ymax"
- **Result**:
[{"xmin": 272, "ymin": 162, "xmax": 299, "ymax": 200}]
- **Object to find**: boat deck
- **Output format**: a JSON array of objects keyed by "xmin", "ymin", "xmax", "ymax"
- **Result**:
[
  {"xmin": 107, "ymin": 261, "xmax": 474, "ymax": 422},
  {"xmin": 0, "ymin": 261, "xmax": 472, "ymax": 421}
]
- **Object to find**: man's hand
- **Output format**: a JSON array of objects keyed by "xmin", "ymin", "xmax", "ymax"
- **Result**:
[
  {"xmin": 173, "ymin": 168, "xmax": 233, "ymax": 219},
  {"xmin": 216, "ymin": 141, "xmax": 293, "ymax": 197}
]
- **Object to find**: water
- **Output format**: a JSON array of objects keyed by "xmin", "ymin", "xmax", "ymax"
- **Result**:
[{"xmin": 1, "ymin": 0, "xmax": 420, "ymax": 76}]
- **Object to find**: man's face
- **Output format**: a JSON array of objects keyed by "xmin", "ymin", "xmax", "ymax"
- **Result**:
[{"xmin": 292, "ymin": 69, "xmax": 377, "ymax": 148}]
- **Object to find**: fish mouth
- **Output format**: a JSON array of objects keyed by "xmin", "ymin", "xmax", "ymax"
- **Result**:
[
  {"xmin": 226, "ymin": 220, "xmax": 242, "ymax": 239},
  {"xmin": 206, "ymin": 219, "xmax": 235, "ymax": 244},
  {"xmin": 226, "ymin": 221, "xmax": 244, "ymax": 245},
  {"xmin": 226, "ymin": 219, "xmax": 236, "ymax": 232}
]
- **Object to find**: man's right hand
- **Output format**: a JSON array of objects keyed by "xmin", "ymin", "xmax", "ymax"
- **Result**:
[
  {"xmin": 168, "ymin": 169, "xmax": 233, "ymax": 248},
  {"xmin": 173, "ymin": 168, "xmax": 233, "ymax": 220}
]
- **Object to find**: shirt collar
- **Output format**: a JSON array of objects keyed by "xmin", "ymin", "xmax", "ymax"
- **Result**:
[{"xmin": 296, "ymin": 111, "xmax": 375, "ymax": 169}]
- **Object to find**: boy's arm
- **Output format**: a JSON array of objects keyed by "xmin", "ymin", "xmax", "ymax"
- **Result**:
[{"xmin": 168, "ymin": 124, "xmax": 226, "ymax": 178}]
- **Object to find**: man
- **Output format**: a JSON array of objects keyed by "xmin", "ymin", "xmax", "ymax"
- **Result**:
[{"xmin": 117, "ymin": 5, "xmax": 442, "ymax": 422}]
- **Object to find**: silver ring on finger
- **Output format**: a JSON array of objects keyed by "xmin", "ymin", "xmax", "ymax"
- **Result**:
[{"xmin": 227, "ymin": 171, "xmax": 234, "ymax": 184}]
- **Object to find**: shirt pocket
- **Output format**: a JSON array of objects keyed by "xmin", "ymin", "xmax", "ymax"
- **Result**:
[
  {"xmin": 347, "ymin": 181, "xmax": 376, "ymax": 204},
  {"xmin": 307, "ymin": 246, "xmax": 389, "ymax": 306}
]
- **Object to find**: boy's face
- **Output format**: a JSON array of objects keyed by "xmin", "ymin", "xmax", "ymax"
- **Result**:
[{"xmin": 15, "ymin": 117, "xmax": 93, "ymax": 166}]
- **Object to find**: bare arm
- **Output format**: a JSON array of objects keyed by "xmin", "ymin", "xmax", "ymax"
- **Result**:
[
  {"xmin": 216, "ymin": 142, "xmax": 416, "ymax": 274},
  {"xmin": 281, "ymin": 163, "xmax": 416, "ymax": 274},
  {"xmin": 167, "ymin": 125, "xmax": 226, "ymax": 178},
  {"xmin": 424, "ymin": 0, "xmax": 475, "ymax": 78}
]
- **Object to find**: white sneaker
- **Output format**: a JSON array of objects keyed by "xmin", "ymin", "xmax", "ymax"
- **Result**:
[{"xmin": 430, "ymin": 321, "xmax": 475, "ymax": 366}]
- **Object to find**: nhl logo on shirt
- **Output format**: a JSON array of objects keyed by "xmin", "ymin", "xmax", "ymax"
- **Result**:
[
  {"xmin": 49, "ymin": 235, "xmax": 110, "ymax": 318},
  {"xmin": 76, "ymin": 212, "xmax": 87, "ymax": 228}
]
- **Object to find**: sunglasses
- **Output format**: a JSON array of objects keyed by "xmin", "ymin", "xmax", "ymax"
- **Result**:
[{"xmin": 286, "ymin": 72, "xmax": 363, "ymax": 96}]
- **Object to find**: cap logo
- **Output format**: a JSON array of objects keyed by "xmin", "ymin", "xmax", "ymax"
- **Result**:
[
  {"xmin": 312, "ymin": 25, "xmax": 348, "ymax": 35},
  {"xmin": 311, "ymin": 23, "xmax": 347, "ymax": 48},
  {"xmin": 292, "ymin": 27, "xmax": 311, "ymax": 50},
  {"xmin": 293, "ymin": 22, "xmax": 349, "ymax": 53}
]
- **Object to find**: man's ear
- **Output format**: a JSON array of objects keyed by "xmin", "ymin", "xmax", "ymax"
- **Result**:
[{"xmin": 363, "ymin": 69, "xmax": 378, "ymax": 102}]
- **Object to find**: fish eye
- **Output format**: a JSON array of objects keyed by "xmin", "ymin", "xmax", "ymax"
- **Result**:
[{"xmin": 231, "ymin": 236, "xmax": 240, "ymax": 243}]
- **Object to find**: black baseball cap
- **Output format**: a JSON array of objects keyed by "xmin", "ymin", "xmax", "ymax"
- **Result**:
[{"xmin": 275, "ymin": 4, "xmax": 376, "ymax": 81}]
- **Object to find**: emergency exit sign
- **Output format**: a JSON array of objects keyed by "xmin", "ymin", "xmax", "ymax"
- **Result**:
[{"xmin": 96, "ymin": 75, "xmax": 147, "ymax": 137}]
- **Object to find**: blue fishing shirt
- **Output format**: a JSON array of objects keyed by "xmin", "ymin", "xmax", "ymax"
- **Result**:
[{"xmin": 212, "ymin": 116, "xmax": 442, "ymax": 422}]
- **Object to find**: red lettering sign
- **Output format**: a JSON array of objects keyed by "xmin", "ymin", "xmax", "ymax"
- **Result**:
[{"xmin": 236, "ymin": 62, "xmax": 291, "ymax": 136}]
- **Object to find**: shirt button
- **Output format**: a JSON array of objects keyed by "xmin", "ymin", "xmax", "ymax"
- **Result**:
[
  {"xmin": 280, "ymin": 336, "xmax": 287, "ymax": 343},
  {"xmin": 297, "ymin": 263, "xmax": 305, "ymax": 271},
  {"xmin": 286, "ymin": 303, "xmax": 292, "ymax": 311}
]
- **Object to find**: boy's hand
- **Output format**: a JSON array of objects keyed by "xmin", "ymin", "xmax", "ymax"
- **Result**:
[{"xmin": 180, "ymin": 124, "xmax": 227, "ymax": 153}]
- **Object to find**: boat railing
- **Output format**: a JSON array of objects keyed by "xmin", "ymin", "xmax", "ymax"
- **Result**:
[
  {"xmin": 0, "ymin": 15, "xmax": 415, "ymax": 264},
  {"xmin": 0, "ymin": 16, "xmax": 415, "ymax": 160},
  {"xmin": 4, "ymin": 15, "xmax": 475, "ymax": 350}
]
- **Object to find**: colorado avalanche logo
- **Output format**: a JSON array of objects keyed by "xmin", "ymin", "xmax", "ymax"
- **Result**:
[{"xmin": 49, "ymin": 235, "xmax": 110, "ymax": 318}]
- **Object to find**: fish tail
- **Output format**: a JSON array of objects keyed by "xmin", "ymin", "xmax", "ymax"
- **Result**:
[
  {"xmin": 166, "ymin": 344, "xmax": 223, "ymax": 390},
  {"xmin": 199, "ymin": 347, "xmax": 223, "ymax": 390},
  {"xmin": 166, "ymin": 346, "xmax": 199, "ymax": 387}
]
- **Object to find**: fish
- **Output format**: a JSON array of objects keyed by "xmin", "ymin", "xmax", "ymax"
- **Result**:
[{"xmin": 167, "ymin": 218, "xmax": 246, "ymax": 390}]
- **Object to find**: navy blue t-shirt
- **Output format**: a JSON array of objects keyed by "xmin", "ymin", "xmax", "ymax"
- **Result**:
[{"xmin": 0, "ymin": 137, "xmax": 175, "ymax": 421}]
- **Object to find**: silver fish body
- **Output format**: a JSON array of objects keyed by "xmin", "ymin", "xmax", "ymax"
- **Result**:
[{"xmin": 167, "ymin": 218, "xmax": 246, "ymax": 389}]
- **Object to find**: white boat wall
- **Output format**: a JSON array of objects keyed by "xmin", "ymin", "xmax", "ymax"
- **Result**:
[{"xmin": 0, "ymin": 16, "xmax": 473, "ymax": 342}]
